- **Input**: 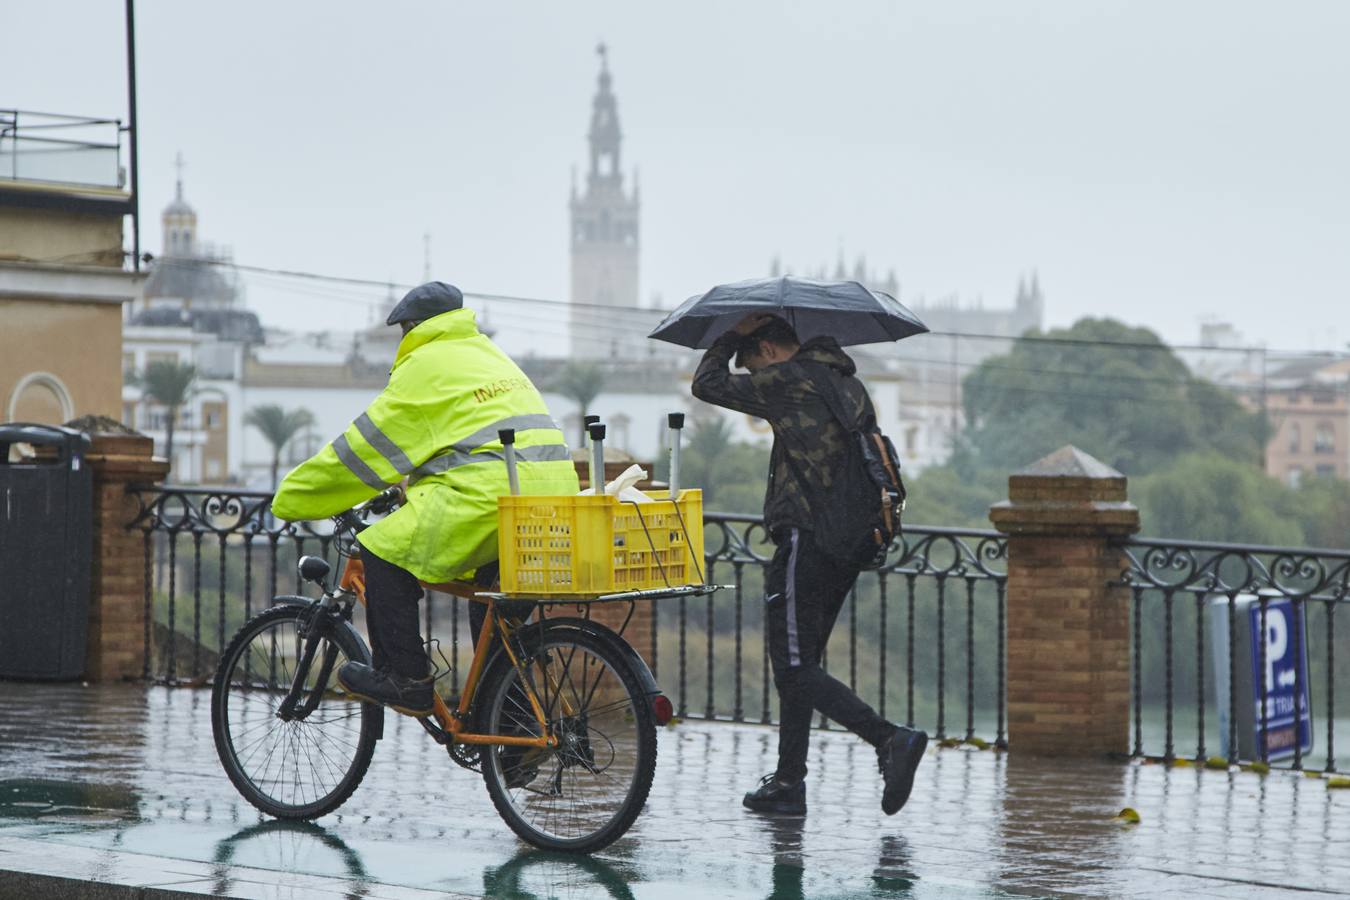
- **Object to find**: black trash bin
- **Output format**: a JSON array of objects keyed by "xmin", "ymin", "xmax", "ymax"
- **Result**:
[{"xmin": 0, "ymin": 423, "xmax": 93, "ymax": 679}]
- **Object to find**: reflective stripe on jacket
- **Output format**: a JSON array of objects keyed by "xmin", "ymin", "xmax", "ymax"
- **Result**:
[{"xmin": 271, "ymin": 309, "xmax": 579, "ymax": 582}]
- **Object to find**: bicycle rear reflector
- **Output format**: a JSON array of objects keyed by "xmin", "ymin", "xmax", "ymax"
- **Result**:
[{"xmin": 652, "ymin": 694, "xmax": 674, "ymax": 725}]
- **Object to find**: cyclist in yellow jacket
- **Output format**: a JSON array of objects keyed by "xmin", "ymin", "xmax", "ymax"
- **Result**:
[{"xmin": 272, "ymin": 282, "xmax": 579, "ymax": 716}]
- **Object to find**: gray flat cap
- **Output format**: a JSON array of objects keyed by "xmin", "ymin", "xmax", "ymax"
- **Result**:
[{"xmin": 386, "ymin": 281, "xmax": 464, "ymax": 326}]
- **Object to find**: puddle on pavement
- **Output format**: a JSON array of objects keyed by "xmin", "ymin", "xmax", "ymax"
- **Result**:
[
  {"xmin": 0, "ymin": 777, "xmax": 140, "ymax": 824},
  {"xmin": 0, "ymin": 802, "xmax": 997, "ymax": 899}
]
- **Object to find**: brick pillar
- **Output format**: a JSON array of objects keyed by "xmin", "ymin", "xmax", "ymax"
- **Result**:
[
  {"xmin": 989, "ymin": 445, "xmax": 1140, "ymax": 756},
  {"xmin": 575, "ymin": 460, "xmax": 657, "ymax": 667},
  {"xmin": 84, "ymin": 428, "xmax": 169, "ymax": 681}
]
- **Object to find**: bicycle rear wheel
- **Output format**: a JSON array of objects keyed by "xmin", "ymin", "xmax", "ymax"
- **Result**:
[
  {"xmin": 211, "ymin": 602, "xmax": 380, "ymax": 819},
  {"xmin": 478, "ymin": 625, "xmax": 657, "ymax": 853}
]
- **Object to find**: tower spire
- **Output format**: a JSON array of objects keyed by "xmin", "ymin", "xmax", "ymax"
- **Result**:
[
  {"xmin": 570, "ymin": 43, "xmax": 640, "ymax": 360},
  {"xmin": 588, "ymin": 41, "xmax": 622, "ymax": 182}
]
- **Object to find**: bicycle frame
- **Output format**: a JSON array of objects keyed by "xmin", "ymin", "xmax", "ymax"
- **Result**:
[{"xmin": 336, "ymin": 555, "xmax": 558, "ymax": 750}]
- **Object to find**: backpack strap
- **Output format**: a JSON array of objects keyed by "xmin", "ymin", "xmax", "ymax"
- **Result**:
[{"xmin": 798, "ymin": 360, "xmax": 864, "ymax": 433}]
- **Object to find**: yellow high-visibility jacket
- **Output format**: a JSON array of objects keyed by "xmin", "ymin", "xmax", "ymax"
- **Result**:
[{"xmin": 272, "ymin": 309, "xmax": 578, "ymax": 583}]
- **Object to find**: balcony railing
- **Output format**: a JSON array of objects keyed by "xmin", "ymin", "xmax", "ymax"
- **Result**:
[
  {"xmin": 0, "ymin": 109, "xmax": 124, "ymax": 189},
  {"xmin": 125, "ymin": 488, "xmax": 1010, "ymax": 748},
  {"xmin": 1120, "ymin": 536, "xmax": 1350, "ymax": 773},
  {"xmin": 123, "ymin": 486, "xmax": 1350, "ymax": 774}
]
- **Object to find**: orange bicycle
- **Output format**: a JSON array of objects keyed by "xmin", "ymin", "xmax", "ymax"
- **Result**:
[{"xmin": 209, "ymin": 490, "xmax": 705, "ymax": 853}]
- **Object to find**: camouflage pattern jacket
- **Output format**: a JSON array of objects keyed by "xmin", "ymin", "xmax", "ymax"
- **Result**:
[{"xmin": 692, "ymin": 333, "xmax": 874, "ymax": 539}]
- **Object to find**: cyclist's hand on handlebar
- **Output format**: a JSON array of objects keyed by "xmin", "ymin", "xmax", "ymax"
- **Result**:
[{"xmin": 364, "ymin": 485, "xmax": 404, "ymax": 515}]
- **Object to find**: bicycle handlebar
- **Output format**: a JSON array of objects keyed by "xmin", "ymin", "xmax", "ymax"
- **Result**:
[{"xmin": 333, "ymin": 486, "xmax": 402, "ymax": 537}]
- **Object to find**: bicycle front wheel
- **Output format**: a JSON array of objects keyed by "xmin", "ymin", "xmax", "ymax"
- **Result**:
[
  {"xmin": 478, "ymin": 626, "xmax": 657, "ymax": 853},
  {"xmin": 211, "ymin": 602, "xmax": 380, "ymax": 819}
]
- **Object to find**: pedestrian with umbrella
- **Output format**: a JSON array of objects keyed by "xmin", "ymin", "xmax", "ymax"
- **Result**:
[{"xmin": 651, "ymin": 276, "xmax": 930, "ymax": 817}]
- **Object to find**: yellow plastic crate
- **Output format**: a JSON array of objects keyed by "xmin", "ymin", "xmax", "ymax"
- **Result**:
[{"xmin": 497, "ymin": 489, "xmax": 704, "ymax": 597}]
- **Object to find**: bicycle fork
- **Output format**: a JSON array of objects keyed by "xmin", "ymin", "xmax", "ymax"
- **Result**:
[{"xmin": 277, "ymin": 596, "xmax": 338, "ymax": 722}]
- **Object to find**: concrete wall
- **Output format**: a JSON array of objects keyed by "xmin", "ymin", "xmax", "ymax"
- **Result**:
[
  {"xmin": 0, "ymin": 206, "xmax": 123, "ymax": 267},
  {"xmin": 0, "ymin": 296, "xmax": 124, "ymax": 423},
  {"xmin": 1, "ymin": 180, "xmax": 135, "ymax": 425}
]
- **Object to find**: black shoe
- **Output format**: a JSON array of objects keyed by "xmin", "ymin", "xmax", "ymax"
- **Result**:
[
  {"xmin": 742, "ymin": 774, "xmax": 806, "ymax": 816},
  {"xmin": 337, "ymin": 661, "xmax": 434, "ymax": 717},
  {"xmin": 878, "ymin": 727, "xmax": 928, "ymax": 815}
]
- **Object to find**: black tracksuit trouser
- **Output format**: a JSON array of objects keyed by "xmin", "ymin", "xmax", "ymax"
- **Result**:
[{"xmin": 766, "ymin": 527, "xmax": 896, "ymax": 783}]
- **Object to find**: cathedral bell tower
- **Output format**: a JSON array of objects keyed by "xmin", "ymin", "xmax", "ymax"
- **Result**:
[{"xmin": 569, "ymin": 44, "xmax": 640, "ymax": 359}]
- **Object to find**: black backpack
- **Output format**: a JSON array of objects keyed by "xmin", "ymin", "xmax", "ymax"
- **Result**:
[{"xmin": 797, "ymin": 363, "xmax": 907, "ymax": 569}]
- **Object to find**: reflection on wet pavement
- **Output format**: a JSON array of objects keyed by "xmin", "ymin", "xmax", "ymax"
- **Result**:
[{"xmin": 1, "ymin": 682, "xmax": 1349, "ymax": 898}]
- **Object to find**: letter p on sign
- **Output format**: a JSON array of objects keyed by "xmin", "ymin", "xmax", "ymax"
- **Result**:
[{"xmin": 1265, "ymin": 608, "xmax": 1288, "ymax": 693}]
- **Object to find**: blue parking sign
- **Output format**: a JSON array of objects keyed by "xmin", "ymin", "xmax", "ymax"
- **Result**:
[{"xmin": 1247, "ymin": 597, "xmax": 1313, "ymax": 759}]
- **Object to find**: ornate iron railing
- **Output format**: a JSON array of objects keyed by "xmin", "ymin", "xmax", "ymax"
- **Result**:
[
  {"xmin": 1119, "ymin": 536, "xmax": 1350, "ymax": 773},
  {"xmin": 127, "ymin": 488, "xmax": 1008, "ymax": 746}
]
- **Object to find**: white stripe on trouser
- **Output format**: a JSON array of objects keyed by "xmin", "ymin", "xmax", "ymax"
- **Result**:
[{"xmin": 786, "ymin": 527, "xmax": 801, "ymax": 666}]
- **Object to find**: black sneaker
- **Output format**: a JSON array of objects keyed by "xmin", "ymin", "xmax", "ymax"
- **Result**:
[
  {"xmin": 743, "ymin": 774, "xmax": 806, "ymax": 816},
  {"xmin": 878, "ymin": 726, "xmax": 928, "ymax": 815},
  {"xmin": 337, "ymin": 661, "xmax": 434, "ymax": 717}
]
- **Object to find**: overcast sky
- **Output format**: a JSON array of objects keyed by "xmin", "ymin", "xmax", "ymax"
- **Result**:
[{"xmin": 7, "ymin": 1, "xmax": 1349, "ymax": 356}]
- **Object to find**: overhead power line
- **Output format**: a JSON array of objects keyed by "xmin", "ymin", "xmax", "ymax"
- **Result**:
[{"xmin": 134, "ymin": 255, "xmax": 1344, "ymax": 359}]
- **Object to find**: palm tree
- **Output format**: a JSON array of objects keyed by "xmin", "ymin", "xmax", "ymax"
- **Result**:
[
  {"xmin": 553, "ymin": 362, "xmax": 607, "ymax": 445},
  {"xmin": 245, "ymin": 404, "xmax": 317, "ymax": 489},
  {"xmin": 134, "ymin": 361, "xmax": 197, "ymax": 477}
]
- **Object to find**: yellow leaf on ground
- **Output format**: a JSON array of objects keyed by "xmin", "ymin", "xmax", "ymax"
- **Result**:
[
  {"xmin": 1171, "ymin": 758, "xmax": 1194, "ymax": 768},
  {"xmin": 1111, "ymin": 807, "xmax": 1141, "ymax": 824},
  {"xmin": 1245, "ymin": 762, "xmax": 1271, "ymax": 775},
  {"xmin": 1327, "ymin": 776, "xmax": 1350, "ymax": 790},
  {"xmin": 1204, "ymin": 757, "xmax": 1229, "ymax": 770}
]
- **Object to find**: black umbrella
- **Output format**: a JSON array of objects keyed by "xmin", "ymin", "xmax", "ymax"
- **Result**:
[{"xmin": 647, "ymin": 276, "xmax": 929, "ymax": 349}]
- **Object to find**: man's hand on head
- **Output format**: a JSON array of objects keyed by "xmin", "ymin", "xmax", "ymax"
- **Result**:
[{"xmin": 732, "ymin": 313, "xmax": 775, "ymax": 336}]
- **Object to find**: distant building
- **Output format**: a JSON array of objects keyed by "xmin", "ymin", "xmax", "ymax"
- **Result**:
[
  {"xmin": 569, "ymin": 46, "xmax": 661, "ymax": 359},
  {"xmin": 0, "ymin": 110, "xmax": 141, "ymax": 428},
  {"xmin": 123, "ymin": 163, "xmax": 262, "ymax": 481},
  {"xmin": 1246, "ymin": 356, "xmax": 1350, "ymax": 487},
  {"xmin": 129, "ymin": 158, "xmax": 262, "ymax": 344}
]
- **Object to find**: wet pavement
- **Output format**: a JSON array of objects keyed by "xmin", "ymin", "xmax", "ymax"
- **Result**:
[{"xmin": 1, "ymin": 683, "xmax": 1349, "ymax": 899}]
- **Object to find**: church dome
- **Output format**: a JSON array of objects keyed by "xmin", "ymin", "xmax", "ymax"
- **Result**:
[{"xmin": 164, "ymin": 193, "xmax": 194, "ymax": 217}]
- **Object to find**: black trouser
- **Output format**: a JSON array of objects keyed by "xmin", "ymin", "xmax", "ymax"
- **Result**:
[
  {"xmin": 766, "ymin": 527, "xmax": 895, "ymax": 783},
  {"xmin": 360, "ymin": 546, "xmax": 501, "ymax": 681},
  {"xmin": 359, "ymin": 545, "xmax": 431, "ymax": 679}
]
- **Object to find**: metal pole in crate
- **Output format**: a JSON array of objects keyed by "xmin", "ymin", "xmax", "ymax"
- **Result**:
[
  {"xmin": 498, "ymin": 428, "xmax": 520, "ymax": 496},
  {"xmin": 588, "ymin": 422, "xmax": 607, "ymax": 493},
  {"xmin": 583, "ymin": 414, "xmax": 601, "ymax": 448},
  {"xmin": 667, "ymin": 412, "xmax": 685, "ymax": 498}
]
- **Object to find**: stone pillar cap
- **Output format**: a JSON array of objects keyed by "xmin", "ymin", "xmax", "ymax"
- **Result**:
[
  {"xmin": 991, "ymin": 444, "xmax": 1139, "ymax": 536},
  {"xmin": 65, "ymin": 415, "xmax": 168, "ymax": 481},
  {"xmin": 1015, "ymin": 445, "xmax": 1123, "ymax": 479}
]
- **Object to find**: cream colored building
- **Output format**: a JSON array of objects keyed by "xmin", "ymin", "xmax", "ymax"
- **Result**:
[
  {"xmin": 0, "ymin": 112, "xmax": 141, "ymax": 425},
  {"xmin": 1251, "ymin": 357, "xmax": 1350, "ymax": 487}
]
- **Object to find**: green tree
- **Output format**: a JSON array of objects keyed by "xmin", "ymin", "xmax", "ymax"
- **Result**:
[
  {"xmin": 1293, "ymin": 477, "xmax": 1350, "ymax": 550},
  {"xmin": 134, "ymin": 360, "xmax": 197, "ymax": 477},
  {"xmin": 553, "ymin": 363, "xmax": 606, "ymax": 445},
  {"xmin": 960, "ymin": 318, "xmax": 1266, "ymax": 477},
  {"xmin": 1133, "ymin": 452, "xmax": 1305, "ymax": 544},
  {"xmin": 245, "ymin": 404, "xmax": 317, "ymax": 489}
]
